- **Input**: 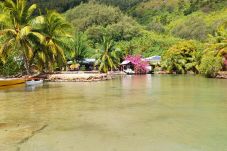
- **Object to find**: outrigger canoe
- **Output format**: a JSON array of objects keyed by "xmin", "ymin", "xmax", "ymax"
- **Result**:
[
  {"xmin": 0, "ymin": 78, "xmax": 25, "ymax": 87},
  {"xmin": 26, "ymin": 79, "xmax": 43, "ymax": 86},
  {"xmin": 124, "ymin": 69, "xmax": 135, "ymax": 75}
]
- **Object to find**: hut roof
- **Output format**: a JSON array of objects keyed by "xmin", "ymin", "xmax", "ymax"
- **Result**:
[
  {"xmin": 144, "ymin": 56, "xmax": 161, "ymax": 62},
  {"xmin": 121, "ymin": 60, "xmax": 131, "ymax": 65}
]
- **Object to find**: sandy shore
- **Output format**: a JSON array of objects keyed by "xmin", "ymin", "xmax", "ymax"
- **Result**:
[
  {"xmin": 46, "ymin": 73, "xmax": 113, "ymax": 82},
  {"xmin": 216, "ymin": 71, "xmax": 227, "ymax": 79}
]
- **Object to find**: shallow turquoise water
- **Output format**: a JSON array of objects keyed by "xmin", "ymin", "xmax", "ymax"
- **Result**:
[{"xmin": 0, "ymin": 75, "xmax": 227, "ymax": 151}]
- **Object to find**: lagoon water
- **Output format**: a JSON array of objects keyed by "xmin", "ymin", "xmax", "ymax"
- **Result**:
[{"xmin": 0, "ymin": 75, "xmax": 227, "ymax": 151}]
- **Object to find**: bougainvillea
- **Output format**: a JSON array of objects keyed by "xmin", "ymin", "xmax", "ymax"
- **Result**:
[{"xmin": 125, "ymin": 55, "xmax": 149, "ymax": 74}]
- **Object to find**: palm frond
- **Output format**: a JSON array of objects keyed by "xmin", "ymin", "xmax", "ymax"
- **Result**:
[{"xmin": 26, "ymin": 4, "xmax": 37, "ymax": 20}]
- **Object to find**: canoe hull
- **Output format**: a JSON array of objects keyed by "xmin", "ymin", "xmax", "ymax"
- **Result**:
[
  {"xmin": 26, "ymin": 80, "xmax": 43, "ymax": 86},
  {"xmin": 0, "ymin": 78, "xmax": 25, "ymax": 87}
]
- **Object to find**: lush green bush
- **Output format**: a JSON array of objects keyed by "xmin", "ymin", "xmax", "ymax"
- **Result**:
[
  {"xmin": 161, "ymin": 40, "xmax": 203, "ymax": 74},
  {"xmin": 199, "ymin": 21, "xmax": 227, "ymax": 78},
  {"xmin": 199, "ymin": 51, "xmax": 222, "ymax": 78}
]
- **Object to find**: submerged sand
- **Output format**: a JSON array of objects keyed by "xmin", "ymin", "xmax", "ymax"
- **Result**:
[{"xmin": 47, "ymin": 73, "xmax": 112, "ymax": 82}]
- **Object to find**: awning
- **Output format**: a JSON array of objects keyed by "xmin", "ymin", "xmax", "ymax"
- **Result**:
[
  {"xmin": 67, "ymin": 61, "xmax": 73, "ymax": 65},
  {"xmin": 80, "ymin": 58, "xmax": 96, "ymax": 64},
  {"xmin": 121, "ymin": 60, "xmax": 131, "ymax": 65},
  {"xmin": 144, "ymin": 56, "xmax": 161, "ymax": 62}
]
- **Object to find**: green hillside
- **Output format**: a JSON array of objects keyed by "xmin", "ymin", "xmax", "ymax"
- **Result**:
[{"xmin": 0, "ymin": 0, "xmax": 226, "ymax": 76}]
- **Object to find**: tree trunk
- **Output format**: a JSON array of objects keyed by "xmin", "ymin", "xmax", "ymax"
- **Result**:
[{"xmin": 23, "ymin": 54, "xmax": 30, "ymax": 75}]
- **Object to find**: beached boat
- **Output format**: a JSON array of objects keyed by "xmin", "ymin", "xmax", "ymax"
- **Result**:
[
  {"xmin": 0, "ymin": 78, "xmax": 25, "ymax": 87},
  {"xmin": 26, "ymin": 79, "xmax": 43, "ymax": 86},
  {"xmin": 124, "ymin": 69, "xmax": 135, "ymax": 75}
]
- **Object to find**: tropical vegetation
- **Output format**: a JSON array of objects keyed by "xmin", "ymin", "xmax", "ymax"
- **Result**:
[
  {"xmin": 0, "ymin": 0, "xmax": 227, "ymax": 77},
  {"xmin": 93, "ymin": 36, "xmax": 120, "ymax": 73},
  {"xmin": 161, "ymin": 40, "xmax": 203, "ymax": 74}
]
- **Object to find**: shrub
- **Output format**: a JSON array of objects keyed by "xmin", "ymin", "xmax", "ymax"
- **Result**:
[
  {"xmin": 199, "ymin": 51, "xmax": 222, "ymax": 78},
  {"xmin": 199, "ymin": 21, "xmax": 227, "ymax": 78},
  {"xmin": 161, "ymin": 40, "xmax": 202, "ymax": 74}
]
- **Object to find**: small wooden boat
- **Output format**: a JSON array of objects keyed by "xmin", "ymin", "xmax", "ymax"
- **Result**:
[
  {"xmin": 124, "ymin": 69, "xmax": 135, "ymax": 75},
  {"xmin": 26, "ymin": 79, "xmax": 43, "ymax": 86},
  {"xmin": 0, "ymin": 78, "xmax": 25, "ymax": 87}
]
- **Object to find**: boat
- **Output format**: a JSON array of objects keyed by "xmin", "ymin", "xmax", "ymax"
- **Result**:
[
  {"xmin": 124, "ymin": 68, "xmax": 135, "ymax": 75},
  {"xmin": 0, "ymin": 78, "xmax": 25, "ymax": 87},
  {"xmin": 26, "ymin": 79, "xmax": 43, "ymax": 86}
]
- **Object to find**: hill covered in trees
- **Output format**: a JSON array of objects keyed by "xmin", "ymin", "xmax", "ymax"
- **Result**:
[
  {"xmin": 26, "ymin": 0, "xmax": 227, "ymax": 43},
  {"xmin": 26, "ymin": 0, "xmax": 227, "ymax": 13},
  {"xmin": 63, "ymin": 0, "xmax": 226, "ymax": 55},
  {"xmin": 0, "ymin": 0, "xmax": 226, "ymax": 77}
]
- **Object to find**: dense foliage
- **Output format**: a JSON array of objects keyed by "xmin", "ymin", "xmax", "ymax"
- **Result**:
[
  {"xmin": 199, "ymin": 51, "xmax": 222, "ymax": 78},
  {"xmin": 0, "ymin": 0, "xmax": 72, "ymax": 75},
  {"xmin": 65, "ymin": 2, "xmax": 142, "ymax": 42},
  {"xmin": 93, "ymin": 36, "xmax": 120, "ymax": 73},
  {"xmin": 0, "ymin": 0, "xmax": 227, "ymax": 76},
  {"xmin": 27, "ymin": 0, "xmax": 88, "ymax": 12},
  {"xmin": 116, "ymin": 31, "xmax": 180, "ymax": 57},
  {"xmin": 0, "ymin": 52, "xmax": 22, "ymax": 76},
  {"xmin": 199, "ymin": 22, "xmax": 227, "ymax": 77},
  {"xmin": 161, "ymin": 40, "xmax": 202, "ymax": 74}
]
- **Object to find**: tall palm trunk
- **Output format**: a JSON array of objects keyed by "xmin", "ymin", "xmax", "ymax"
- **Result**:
[{"xmin": 23, "ymin": 53, "xmax": 30, "ymax": 75}]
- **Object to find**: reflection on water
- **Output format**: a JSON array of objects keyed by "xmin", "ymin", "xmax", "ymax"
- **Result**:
[
  {"xmin": 0, "ymin": 75, "xmax": 227, "ymax": 151},
  {"xmin": 25, "ymin": 84, "xmax": 44, "ymax": 92}
]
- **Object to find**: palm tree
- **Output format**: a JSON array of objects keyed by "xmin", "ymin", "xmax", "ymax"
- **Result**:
[
  {"xmin": 72, "ymin": 32, "xmax": 88, "ymax": 62},
  {"xmin": 31, "ymin": 10, "xmax": 73, "ymax": 72},
  {"xmin": 0, "ymin": 0, "xmax": 43, "ymax": 75},
  {"xmin": 94, "ymin": 36, "xmax": 120, "ymax": 73}
]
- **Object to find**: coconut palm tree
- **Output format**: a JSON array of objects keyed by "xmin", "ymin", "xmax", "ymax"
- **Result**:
[
  {"xmin": 72, "ymin": 32, "xmax": 88, "ymax": 62},
  {"xmin": 31, "ymin": 10, "xmax": 73, "ymax": 72},
  {"xmin": 94, "ymin": 36, "xmax": 120, "ymax": 73},
  {"xmin": 0, "ymin": 0, "xmax": 43, "ymax": 74}
]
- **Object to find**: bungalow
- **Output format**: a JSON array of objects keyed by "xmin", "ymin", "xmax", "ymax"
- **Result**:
[
  {"xmin": 121, "ymin": 60, "xmax": 135, "ymax": 74},
  {"xmin": 67, "ymin": 58, "xmax": 96, "ymax": 71},
  {"xmin": 120, "ymin": 55, "xmax": 153, "ymax": 74},
  {"xmin": 144, "ymin": 56, "xmax": 161, "ymax": 65}
]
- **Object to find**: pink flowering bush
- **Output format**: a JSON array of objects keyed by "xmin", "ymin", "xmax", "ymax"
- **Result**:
[{"xmin": 125, "ymin": 55, "xmax": 149, "ymax": 74}]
